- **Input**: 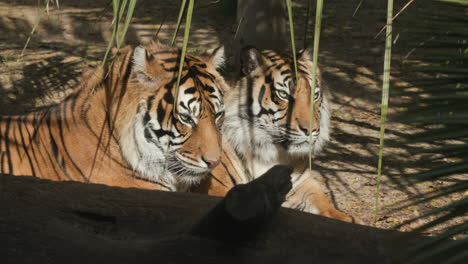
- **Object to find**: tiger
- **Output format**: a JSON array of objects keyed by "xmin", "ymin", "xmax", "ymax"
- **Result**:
[
  {"xmin": 195, "ymin": 46, "xmax": 359, "ymax": 223},
  {"xmin": 0, "ymin": 41, "xmax": 227, "ymax": 192}
]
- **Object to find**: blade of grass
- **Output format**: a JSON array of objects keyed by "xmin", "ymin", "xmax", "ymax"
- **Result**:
[
  {"xmin": 20, "ymin": 6, "xmax": 46, "ymax": 59},
  {"xmin": 375, "ymin": 0, "xmax": 415, "ymax": 38},
  {"xmin": 353, "ymin": 0, "xmax": 365, "ymax": 17},
  {"xmin": 101, "ymin": 0, "xmax": 121, "ymax": 65},
  {"xmin": 173, "ymin": 0, "xmax": 194, "ymax": 115},
  {"xmin": 117, "ymin": 0, "xmax": 138, "ymax": 48},
  {"xmin": 303, "ymin": 0, "xmax": 312, "ymax": 49},
  {"xmin": 285, "ymin": 0, "xmax": 298, "ymax": 83},
  {"xmin": 233, "ymin": 16, "xmax": 243, "ymax": 41},
  {"xmin": 154, "ymin": 13, "xmax": 169, "ymax": 39},
  {"xmin": 172, "ymin": 0, "xmax": 187, "ymax": 46},
  {"xmin": 375, "ymin": 0, "xmax": 394, "ymax": 222},
  {"xmin": 115, "ymin": 0, "xmax": 129, "ymax": 48},
  {"xmin": 308, "ymin": 0, "xmax": 323, "ymax": 169}
]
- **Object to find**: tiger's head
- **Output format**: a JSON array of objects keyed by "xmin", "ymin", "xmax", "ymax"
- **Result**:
[
  {"xmin": 224, "ymin": 46, "xmax": 330, "ymax": 162},
  {"xmin": 115, "ymin": 42, "xmax": 226, "ymax": 190}
]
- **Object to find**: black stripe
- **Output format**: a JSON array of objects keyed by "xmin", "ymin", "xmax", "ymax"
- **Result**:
[
  {"xmin": 143, "ymin": 112, "xmax": 151, "ymax": 125},
  {"xmin": 204, "ymin": 85, "xmax": 215, "ymax": 93},
  {"xmin": 281, "ymin": 69, "xmax": 292, "ymax": 75},
  {"xmin": 209, "ymin": 173, "xmax": 230, "ymax": 188},
  {"xmin": 0, "ymin": 152, "xmax": 4, "ymax": 174},
  {"xmin": 46, "ymin": 113, "xmax": 59, "ymax": 163},
  {"xmin": 3, "ymin": 116, "xmax": 13, "ymax": 174},
  {"xmin": 187, "ymin": 97, "xmax": 197, "ymax": 109},
  {"xmin": 258, "ymin": 84, "xmax": 266, "ymax": 109},
  {"xmin": 156, "ymin": 103, "xmax": 166, "ymax": 125},
  {"xmin": 17, "ymin": 116, "xmax": 36, "ymax": 177},
  {"xmin": 23, "ymin": 115, "xmax": 42, "ymax": 177},
  {"xmin": 298, "ymin": 69, "xmax": 309, "ymax": 75},
  {"xmin": 164, "ymin": 66, "xmax": 188, "ymax": 72},
  {"xmin": 162, "ymin": 57, "xmax": 179, "ymax": 63},
  {"xmin": 247, "ymin": 77, "xmax": 254, "ymax": 118},
  {"xmin": 184, "ymin": 87, "xmax": 197, "ymax": 94},
  {"xmin": 179, "ymin": 101, "xmax": 189, "ymax": 111},
  {"xmin": 151, "ymin": 128, "xmax": 175, "ymax": 139},
  {"xmin": 153, "ymin": 50, "xmax": 178, "ymax": 55},
  {"xmin": 163, "ymin": 90, "xmax": 174, "ymax": 104},
  {"xmin": 272, "ymin": 111, "xmax": 288, "ymax": 122},
  {"xmin": 275, "ymin": 63, "xmax": 287, "ymax": 69},
  {"xmin": 147, "ymin": 95, "xmax": 156, "ymax": 110},
  {"xmin": 56, "ymin": 108, "xmax": 84, "ymax": 180}
]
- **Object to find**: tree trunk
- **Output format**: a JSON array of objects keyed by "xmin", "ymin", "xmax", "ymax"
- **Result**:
[
  {"xmin": 1, "ymin": 167, "xmax": 426, "ymax": 264},
  {"xmin": 233, "ymin": 0, "xmax": 289, "ymax": 68}
]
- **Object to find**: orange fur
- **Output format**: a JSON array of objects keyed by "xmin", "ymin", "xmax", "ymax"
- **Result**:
[{"xmin": 0, "ymin": 43, "xmax": 227, "ymax": 191}]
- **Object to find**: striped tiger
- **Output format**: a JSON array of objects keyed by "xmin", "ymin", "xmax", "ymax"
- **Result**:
[
  {"xmin": 195, "ymin": 46, "xmax": 358, "ymax": 223},
  {"xmin": 0, "ymin": 41, "xmax": 227, "ymax": 191}
]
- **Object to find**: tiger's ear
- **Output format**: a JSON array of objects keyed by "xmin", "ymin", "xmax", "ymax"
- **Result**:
[
  {"xmin": 132, "ymin": 46, "xmax": 159, "ymax": 84},
  {"xmin": 240, "ymin": 46, "xmax": 262, "ymax": 76},
  {"xmin": 298, "ymin": 47, "xmax": 312, "ymax": 62},
  {"xmin": 205, "ymin": 46, "xmax": 225, "ymax": 69}
]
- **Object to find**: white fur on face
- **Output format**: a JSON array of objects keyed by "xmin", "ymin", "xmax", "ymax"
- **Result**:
[
  {"xmin": 119, "ymin": 46, "xmax": 226, "ymax": 191},
  {"xmin": 223, "ymin": 73, "xmax": 330, "ymax": 167},
  {"xmin": 119, "ymin": 100, "xmax": 178, "ymax": 190},
  {"xmin": 284, "ymin": 96, "xmax": 330, "ymax": 156}
]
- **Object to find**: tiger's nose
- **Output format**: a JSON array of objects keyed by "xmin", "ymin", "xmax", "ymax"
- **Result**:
[
  {"xmin": 202, "ymin": 156, "xmax": 220, "ymax": 168},
  {"xmin": 299, "ymin": 125, "xmax": 319, "ymax": 136},
  {"xmin": 299, "ymin": 125, "xmax": 310, "ymax": 136}
]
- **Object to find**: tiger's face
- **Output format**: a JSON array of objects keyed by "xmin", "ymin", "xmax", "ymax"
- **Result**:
[
  {"xmin": 119, "ymin": 43, "xmax": 226, "ymax": 189},
  {"xmin": 224, "ymin": 46, "xmax": 329, "ymax": 160}
]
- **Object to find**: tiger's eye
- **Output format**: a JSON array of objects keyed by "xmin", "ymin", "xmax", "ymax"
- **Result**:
[
  {"xmin": 215, "ymin": 111, "xmax": 224, "ymax": 119},
  {"xmin": 276, "ymin": 90, "xmax": 289, "ymax": 100},
  {"xmin": 314, "ymin": 89, "xmax": 321, "ymax": 101},
  {"xmin": 178, "ymin": 114, "xmax": 193, "ymax": 125}
]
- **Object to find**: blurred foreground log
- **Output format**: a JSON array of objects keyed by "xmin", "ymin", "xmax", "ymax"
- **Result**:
[{"xmin": 1, "ymin": 165, "xmax": 423, "ymax": 264}]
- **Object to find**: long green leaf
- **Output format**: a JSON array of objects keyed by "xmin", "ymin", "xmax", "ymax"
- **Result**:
[
  {"xmin": 20, "ymin": 6, "xmax": 46, "ymax": 59},
  {"xmin": 375, "ymin": 0, "xmax": 394, "ymax": 221},
  {"xmin": 117, "ymin": 0, "xmax": 138, "ymax": 48},
  {"xmin": 285, "ymin": 0, "xmax": 298, "ymax": 82},
  {"xmin": 308, "ymin": 0, "xmax": 323, "ymax": 169},
  {"xmin": 303, "ymin": 0, "xmax": 312, "ymax": 49},
  {"xmin": 172, "ymin": 0, "xmax": 187, "ymax": 46},
  {"xmin": 173, "ymin": 0, "xmax": 194, "ymax": 115},
  {"xmin": 102, "ymin": 0, "xmax": 121, "ymax": 65}
]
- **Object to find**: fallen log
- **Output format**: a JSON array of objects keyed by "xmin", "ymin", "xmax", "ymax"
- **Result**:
[{"xmin": 1, "ymin": 166, "xmax": 423, "ymax": 264}]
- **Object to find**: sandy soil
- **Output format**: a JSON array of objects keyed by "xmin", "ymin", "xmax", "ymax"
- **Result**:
[{"xmin": 0, "ymin": 0, "xmax": 466, "ymax": 233}]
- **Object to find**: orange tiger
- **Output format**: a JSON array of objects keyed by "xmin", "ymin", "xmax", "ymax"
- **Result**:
[
  {"xmin": 196, "ymin": 46, "xmax": 359, "ymax": 223},
  {"xmin": 0, "ymin": 41, "xmax": 227, "ymax": 191}
]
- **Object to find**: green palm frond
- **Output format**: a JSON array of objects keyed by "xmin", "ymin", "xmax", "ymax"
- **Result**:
[{"xmin": 394, "ymin": 0, "xmax": 468, "ymax": 262}]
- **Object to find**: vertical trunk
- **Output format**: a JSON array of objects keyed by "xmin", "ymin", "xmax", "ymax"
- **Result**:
[{"xmin": 234, "ymin": 0, "xmax": 288, "ymax": 68}]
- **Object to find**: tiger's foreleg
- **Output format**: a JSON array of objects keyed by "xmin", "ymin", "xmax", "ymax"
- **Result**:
[{"xmin": 283, "ymin": 170, "xmax": 360, "ymax": 224}]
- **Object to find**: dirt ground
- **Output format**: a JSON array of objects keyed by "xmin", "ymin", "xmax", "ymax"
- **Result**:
[{"xmin": 0, "ymin": 0, "xmax": 466, "ymax": 234}]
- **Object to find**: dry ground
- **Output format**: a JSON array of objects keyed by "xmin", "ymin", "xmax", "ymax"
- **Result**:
[{"xmin": 0, "ymin": 0, "xmax": 466, "ymax": 234}]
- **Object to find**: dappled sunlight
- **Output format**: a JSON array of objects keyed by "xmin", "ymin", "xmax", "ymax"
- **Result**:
[{"xmin": 0, "ymin": 0, "xmax": 464, "ymax": 232}]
